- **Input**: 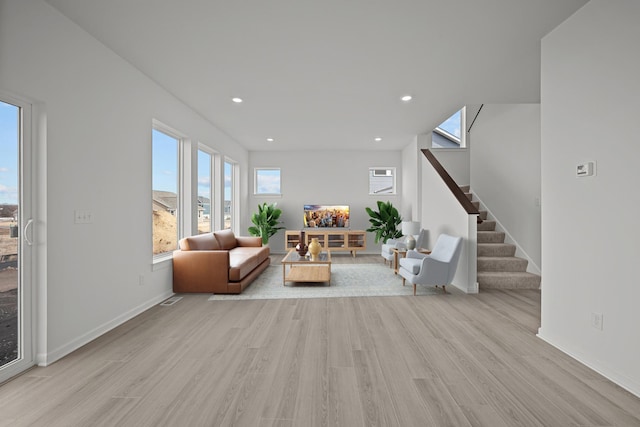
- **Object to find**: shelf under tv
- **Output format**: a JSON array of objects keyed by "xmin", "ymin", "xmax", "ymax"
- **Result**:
[{"xmin": 285, "ymin": 229, "xmax": 367, "ymax": 257}]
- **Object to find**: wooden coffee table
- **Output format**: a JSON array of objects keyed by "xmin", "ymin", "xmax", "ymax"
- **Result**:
[{"xmin": 282, "ymin": 249, "xmax": 332, "ymax": 286}]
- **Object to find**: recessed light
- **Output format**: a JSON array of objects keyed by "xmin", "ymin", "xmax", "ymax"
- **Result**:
[
  {"xmin": 232, "ymin": 97, "xmax": 243, "ymax": 103},
  {"xmin": 266, "ymin": 138, "xmax": 275, "ymax": 142},
  {"xmin": 401, "ymin": 95, "xmax": 413, "ymax": 102},
  {"xmin": 374, "ymin": 137, "xmax": 382, "ymax": 142}
]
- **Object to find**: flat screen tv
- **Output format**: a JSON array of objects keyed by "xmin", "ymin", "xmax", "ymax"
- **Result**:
[{"xmin": 303, "ymin": 205, "xmax": 350, "ymax": 228}]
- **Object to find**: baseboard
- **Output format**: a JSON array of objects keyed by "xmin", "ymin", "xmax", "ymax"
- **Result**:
[
  {"xmin": 38, "ymin": 290, "xmax": 174, "ymax": 367},
  {"xmin": 537, "ymin": 329, "xmax": 640, "ymax": 399},
  {"xmin": 451, "ymin": 281, "xmax": 479, "ymax": 294}
]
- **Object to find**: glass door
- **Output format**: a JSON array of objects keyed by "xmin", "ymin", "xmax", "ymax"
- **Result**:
[{"xmin": 0, "ymin": 97, "xmax": 34, "ymax": 382}]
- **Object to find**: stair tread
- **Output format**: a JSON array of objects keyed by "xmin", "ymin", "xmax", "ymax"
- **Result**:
[
  {"xmin": 478, "ymin": 271, "xmax": 541, "ymax": 290},
  {"xmin": 478, "ymin": 271, "xmax": 539, "ymax": 277}
]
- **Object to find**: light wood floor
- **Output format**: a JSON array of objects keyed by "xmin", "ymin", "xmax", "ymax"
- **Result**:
[{"xmin": 0, "ymin": 263, "xmax": 639, "ymax": 425}]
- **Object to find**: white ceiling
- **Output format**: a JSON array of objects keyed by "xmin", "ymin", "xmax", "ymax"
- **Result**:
[{"xmin": 45, "ymin": 0, "xmax": 587, "ymax": 152}]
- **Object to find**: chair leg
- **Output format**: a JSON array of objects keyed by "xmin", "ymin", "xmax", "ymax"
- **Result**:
[
  {"xmin": 402, "ymin": 277, "xmax": 405, "ymax": 286},
  {"xmin": 413, "ymin": 284, "xmax": 416, "ymax": 296}
]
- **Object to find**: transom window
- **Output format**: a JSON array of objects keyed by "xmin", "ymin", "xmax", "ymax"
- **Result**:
[{"xmin": 432, "ymin": 107, "xmax": 466, "ymax": 148}]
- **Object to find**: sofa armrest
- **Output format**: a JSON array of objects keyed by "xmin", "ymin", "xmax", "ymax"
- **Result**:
[
  {"xmin": 173, "ymin": 250, "xmax": 230, "ymax": 293},
  {"xmin": 236, "ymin": 236, "xmax": 263, "ymax": 247}
]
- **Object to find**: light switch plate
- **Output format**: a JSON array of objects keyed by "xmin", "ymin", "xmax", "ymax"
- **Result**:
[{"xmin": 577, "ymin": 161, "xmax": 595, "ymax": 177}]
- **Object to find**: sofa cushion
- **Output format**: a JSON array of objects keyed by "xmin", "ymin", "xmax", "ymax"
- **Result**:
[
  {"xmin": 214, "ymin": 229, "xmax": 238, "ymax": 250},
  {"xmin": 228, "ymin": 248, "xmax": 259, "ymax": 281},
  {"xmin": 180, "ymin": 233, "xmax": 220, "ymax": 250}
]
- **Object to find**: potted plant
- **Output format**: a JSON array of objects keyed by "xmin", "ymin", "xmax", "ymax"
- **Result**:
[
  {"xmin": 365, "ymin": 200, "xmax": 403, "ymax": 244},
  {"xmin": 248, "ymin": 202, "xmax": 285, "ymax": 246}
]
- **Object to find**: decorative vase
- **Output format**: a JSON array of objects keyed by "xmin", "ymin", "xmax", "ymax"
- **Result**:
[
  {"xmin": 296, "ymin": 231, "xmax": 308, "ymax": 256},
  {"xmin": 406, "ymin": 234, "xmax": 416, "ymax": 250},
  {"xmin": 308, "ymin": 237, "xmax": 321, "ymax": 260}
]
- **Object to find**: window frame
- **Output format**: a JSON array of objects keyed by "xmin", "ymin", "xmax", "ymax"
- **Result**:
[
  {"xmin": 368, "ymin": 167, "xmax": 397, "ymax": 195},
  {"xmin": 224, "ymin": 158, "xmax": 238, "ymax": 232},
  {"xmin": 196, "ymin": 145, "xmax": 215, "ymax": 235},
  {"xmin": 254, "ymin": 167, "xmax": 282, "ymax": 196},
  {"xmin": 152, "ymin": 120, "xmax": 185, "ymax": 262},
  {"xmin": 432, "ymin": 107, "xmax": 467, "ymax": 149}
]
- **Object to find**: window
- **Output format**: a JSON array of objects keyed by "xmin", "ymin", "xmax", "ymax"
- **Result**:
[
  {"xmin": 254, "ymin": 168, "xmax": 281, "ymax": 195},
  {"xmin": 152, "ymin": 126, "xmax": 181, "ymax": 257},
  {"xmin": 432, "ymin": 107, "xmax": 466, "ymax": 148},
  {"xmin": 224, "ymin": 160, "xmax": 235, "ymax": 230},
  {"xmin": 197, "ymin": 148, "xmax": 213, "ymax": 234},
  {"xmin": 369, "ymin": 167, "xmax": 396, "ymax": 195}
]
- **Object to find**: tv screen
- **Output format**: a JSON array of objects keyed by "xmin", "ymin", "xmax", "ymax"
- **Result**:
[{"xmin": 303, "ymin": 205, "xmax": 350, "ymax": 228}]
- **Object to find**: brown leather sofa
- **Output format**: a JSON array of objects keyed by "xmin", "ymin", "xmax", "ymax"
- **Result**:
[{"xmin": 172, "ymin": 229, "xmax": 270, "ymax": 294}]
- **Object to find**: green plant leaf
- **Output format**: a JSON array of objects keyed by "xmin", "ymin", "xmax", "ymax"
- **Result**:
[
  {"xmin": 248, "ymin": 202, "xmax": 285, "ymax": 244},
  {"xmin": 365, "ymin": 201, "xmax": 402, "ymax": 243}
]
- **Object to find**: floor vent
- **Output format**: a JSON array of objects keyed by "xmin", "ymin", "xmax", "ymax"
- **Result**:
[{"xmin": 160, "ymin": 296, "xmax": 183, "ymax": 306}]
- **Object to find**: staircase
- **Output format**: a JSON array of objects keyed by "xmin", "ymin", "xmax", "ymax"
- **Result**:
[{"xmin": 461, "ymin": 186, "xmax": 541, "ymax": 290}]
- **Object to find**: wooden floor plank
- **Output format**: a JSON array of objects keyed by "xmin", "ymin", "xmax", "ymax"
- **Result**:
[{"xmin": 0, "ymin": 278, "xmax": 638, "ymax": 426}]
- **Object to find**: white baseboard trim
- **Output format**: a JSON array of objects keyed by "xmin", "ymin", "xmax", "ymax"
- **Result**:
[
  {"xmin": 451, "ymin": 281, "xmax": 479, "ymax": 294},
  {"xmin": 537, "ymin": 329, "xmax": 640, "ymax": 399},
  {"xmin": 38, "ymin": 291, "xmax": 174, "ymax": 367}
]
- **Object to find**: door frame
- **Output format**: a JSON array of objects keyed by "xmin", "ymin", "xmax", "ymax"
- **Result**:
[{"xmin": 0, "ymin": 92, "xmax": 37, "ymax": 383}]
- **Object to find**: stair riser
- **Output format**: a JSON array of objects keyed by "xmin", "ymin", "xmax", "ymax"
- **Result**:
[
  {"xmin": 478, "ymin": 244, "xmax": 516, "ymax": 257},
  {"xmin": 477, "ymin": 231, "xmax": 505, "ymax": 243},
  {"xmin": 477, "ymin": 220, "xmax": 496, "ymax": 231},
  {"xmin": 478, "ymin": 258, "xmax": 528, "ymax": 272},
  {"xmin": 478, "ymin": 273, "xmax": 541, "ymax": 290},
  {"xmin": 461, "ymin": 185, "xmax": 543, "ymax": 290}
]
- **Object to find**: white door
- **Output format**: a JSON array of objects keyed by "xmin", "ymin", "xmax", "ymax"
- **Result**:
[{"xmin": 0, "ymin": 96, "xmax": 34, "ymax": 382}]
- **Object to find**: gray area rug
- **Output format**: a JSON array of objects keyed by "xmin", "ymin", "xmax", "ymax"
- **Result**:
[{"xmin": 208, "ymin": 262, "xmax": 440, "ymax": 300}]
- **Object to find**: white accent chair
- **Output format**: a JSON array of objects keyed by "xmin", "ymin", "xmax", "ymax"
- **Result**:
[
  {"xmin": 381, "ymin": 237, "xmax": 406, "ymax": 267},
  {"xmin": 381, "ymin": 228, "xmax": 428, "ymax": 267},
  {"xmin": 398, "ymin": 233, "xmax": 463, "ymax": 295},
  {"xmin": 415, "ymin": 228, "xmax": 428, "ymax": 251}
]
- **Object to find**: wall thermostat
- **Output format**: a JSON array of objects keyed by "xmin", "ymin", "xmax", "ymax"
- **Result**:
[{"xmin": 576, "ymin": 161, "xmax": 595, "ymax": 177}]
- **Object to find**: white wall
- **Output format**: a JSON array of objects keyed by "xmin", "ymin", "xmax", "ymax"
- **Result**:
[
  {"xmin": 0, "ymin": 0, "xmax": 249, "ymax": 364},
  {"xmin": 248, "ymin": 150, "xmax": 402, "ymax": 254},
  {"xmin": 470, "ymin": 104, "xmax": 541, "ymax": 271},
  {"xmin": 418, "ymin": 133, "xmax": 471, "ymax": 186},
  {"xmin": 401, "ymin": 137, "xmax": 420, "ymax": 222},
  {"xmin": 420, "ymin": 155, "xmax": 477, "ymax": 293},
  {"xmin": 539, "ymin": 0, "xmax": 640, "ymax": 396}
]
